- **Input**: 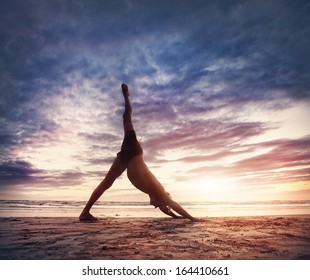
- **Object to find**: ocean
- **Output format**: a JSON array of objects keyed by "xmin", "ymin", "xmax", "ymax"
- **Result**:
[{"xmin": 0, "ymin": 200, "xmax": 309, "ymax": 218}]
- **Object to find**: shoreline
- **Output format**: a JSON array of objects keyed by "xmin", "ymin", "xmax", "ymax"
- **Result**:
[
  {"xmin": 1, "ymin": 216, "xmax": 310, "ymax": 260},
  {"xmin": 1, "ymin": 199, "xmax": 309, "ymax": 219}
]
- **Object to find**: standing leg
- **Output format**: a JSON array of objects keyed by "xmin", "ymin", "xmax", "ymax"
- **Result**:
[{"xmin": 79, "ymin": 155, "xmax": 127, "ymax": 221}]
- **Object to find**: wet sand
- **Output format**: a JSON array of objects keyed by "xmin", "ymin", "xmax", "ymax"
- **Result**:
[{"xmin": 0, "ymin": 216, "xmax": 309, "ymax": 259}]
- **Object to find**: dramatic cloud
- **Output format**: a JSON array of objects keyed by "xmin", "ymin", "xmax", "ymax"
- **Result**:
[
  {"xmin": 0, "ymin": 160, "xmax": 41, "ymax": 186},
  {"xmin": 187, "ymin": 136, "xmax": 310, "ymax": 181},
  {"xmin": 0, "ymin": 0, "xmax": 309, "ymax": 201}
]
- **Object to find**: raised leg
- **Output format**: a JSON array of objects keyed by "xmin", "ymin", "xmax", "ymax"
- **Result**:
[
  {"xmin": 79, "ymin": 154, "xmax": 127, "ymax": 221},
  {"xmin": 122, "ymin": 84, "xmax": 134, "ymax": 134}
]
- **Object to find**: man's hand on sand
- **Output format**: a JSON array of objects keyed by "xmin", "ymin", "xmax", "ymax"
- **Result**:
[{"xmin": 192, "ymin": 217, "xmax": 207, "ymax": 222}]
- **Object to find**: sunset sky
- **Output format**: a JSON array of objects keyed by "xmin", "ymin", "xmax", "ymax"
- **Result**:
[{"xmin": 0, "ymin": 0, "xmax": 309, "ymax": 203}]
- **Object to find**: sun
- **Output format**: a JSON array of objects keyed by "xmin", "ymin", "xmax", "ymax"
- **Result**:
[{"xmin": 186, "ymin": 176, "xmax": 237, "ymax": 201}]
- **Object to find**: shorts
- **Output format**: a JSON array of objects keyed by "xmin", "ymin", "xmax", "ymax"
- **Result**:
[{"xmin": 118, "ymin": 130, "xmax": 143, "ymax": 163}]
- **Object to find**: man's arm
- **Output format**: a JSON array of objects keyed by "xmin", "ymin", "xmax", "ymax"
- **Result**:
[
  {"xmin": 159, "ymin": 206, "xmax": 183, "ymax": 219},
  {"xmin": 167, "ymin": 199, "xmax": 199, "ymax": 221}
]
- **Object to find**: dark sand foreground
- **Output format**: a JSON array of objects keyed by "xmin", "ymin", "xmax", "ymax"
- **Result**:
[{"xmin": 0, "ymin": 216, "xmax": 309, "ymax": 260}]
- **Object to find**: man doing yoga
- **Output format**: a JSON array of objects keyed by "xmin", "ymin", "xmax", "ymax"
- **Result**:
[{"xmin": 79, "ymin": 84, "xmax": 198, "ymax": 222}]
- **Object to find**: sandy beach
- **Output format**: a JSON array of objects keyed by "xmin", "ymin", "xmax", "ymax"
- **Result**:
[{"xmin": 0, "ymin": 216, "xmax": 309, "ymax": 260}]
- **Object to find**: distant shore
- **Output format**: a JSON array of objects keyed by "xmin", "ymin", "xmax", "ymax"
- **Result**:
[{"xmin": 1, "ymin": 216, "xmax": 309, "ymax": 260}]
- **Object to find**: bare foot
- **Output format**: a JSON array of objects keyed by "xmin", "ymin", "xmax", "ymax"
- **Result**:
[
  {"xmin": 79, "ymin": 212, "xmax": 99, "ymax": 222},
  {"xmin": 121, "ymin": 83, "xmax": 129, "ymax": 97}
]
